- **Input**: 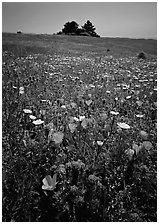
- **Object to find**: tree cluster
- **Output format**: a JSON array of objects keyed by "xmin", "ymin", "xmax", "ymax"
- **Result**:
[{"xmin": 57, "ymin": 20, "xmax": 100, "ymax": 37}]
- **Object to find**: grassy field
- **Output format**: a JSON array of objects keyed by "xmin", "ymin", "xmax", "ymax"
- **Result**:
[
  {"xmin": 2, "ymin": 33, "xmax": 157, "ymax": 221},
  {"xmin": 3, "ymin": 32, "xmax": 157, "ymax": 57}
]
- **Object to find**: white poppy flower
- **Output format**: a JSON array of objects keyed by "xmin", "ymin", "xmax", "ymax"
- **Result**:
[
  {"xmin": 29, "ymin": 115, "xmax": 37, "ymax": 120},
  {"xmin": 97, "ymin": 141, "xmax": 104, "ymax": 146},
  {"xmin": 136, "ymin": 114, "xmax": 144, "ymax": 118},
  {"xmin": 33, "ymin": 119, "xmax": 44, "ymax": 125},
  {"xmin": 126, "ymin": 96, "xmax": 131, "ymax": 99},
  {"xmin": 140, "ymin": 130, "xmax": 148, "ymax": 140},
  {"xmin": 23, "ymin": 109, "xmax": 32, "ymax": 114},
  {"xmin": 42, "ymin": 174, "xmax": 57, "ymax": 191},
  {"xmin": 117, "ymin": 122, "xmax": 130, "ymax": 129},
  {"xmin": 110, "ymin": 111, "xmax": 119, "ymax": 116}
]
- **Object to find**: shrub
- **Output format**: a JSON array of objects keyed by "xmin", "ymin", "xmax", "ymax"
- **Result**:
[{"xmin": 137, "ymin": 51, "xmax": 147, "ymax": 60}]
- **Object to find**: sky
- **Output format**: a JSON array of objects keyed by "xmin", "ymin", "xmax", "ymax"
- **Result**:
[{"xmin": 2, "ymin": 2, "xmax": 157, "ymax": 39}]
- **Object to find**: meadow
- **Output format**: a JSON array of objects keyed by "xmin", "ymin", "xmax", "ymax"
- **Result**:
[{"xmin": 2, "ymin": 33, "xmax": 157, "ymax": 221}]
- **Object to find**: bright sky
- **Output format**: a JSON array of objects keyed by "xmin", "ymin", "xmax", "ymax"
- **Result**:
[{"xmin": 2, "ymin": 2, "xmax": 157, "ymax": 39}]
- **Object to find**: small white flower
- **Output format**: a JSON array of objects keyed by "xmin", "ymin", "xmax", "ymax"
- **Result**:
[
  {"xmin": 79, "ymin": 116, "xmax": 86, "ymax": 121},
  {"xmin": 110, "ymin": 111, "xmax": 119, "ymax": 116},
  {"xmin": 154, "ymin": 87, "xmax": 157, "ymax": 91},
  {"xmin": 73, "ymin": 117, "xmax": 79, "ymax": 122},
  {"xmin": 19, "ymin": 86, "xmax": 24, "ymax": 91},
  {"xmin": 42, "ymin": 174, "xmax": 57, "ymax": 191},
  {"xmin": 61, "ymin": 105, "xmax": 66, "ymax": 109},
  {"xmin": 97, "ymin": 141, "xmax": 104, "ymax": 146},
  {"xmin": 19, "ymin": 90, "xmax": 24, "ymax": 94},
  {"xmin": 29, "ymin": 115, "xmax": 37, "ymax": 120},
  {"xmin": 23, "ymin": 109, "xmax": 32, "ymax": 114},
  {"xmin": 125, "ymin": 149, "xmax": 134, "ymax": 160},
  {"xmin": 117, "ymin": 122, "xmax": 130, "ymax": 129},
  {"xmin": 126, "ymin": 96, "xmax": 131, "ymax": 99},
  {"xmin": 33, "ymin": 119, "xmax": 44, "ymax": 125},
  {"xmin": 136, "ymin": 114, "xmax": 144, "ymax": 118}
]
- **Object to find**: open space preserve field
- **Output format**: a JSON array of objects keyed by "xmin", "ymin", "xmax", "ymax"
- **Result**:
[{"xmin": 2, "ymin": 33, "xmax": 157, "ymax": 221}]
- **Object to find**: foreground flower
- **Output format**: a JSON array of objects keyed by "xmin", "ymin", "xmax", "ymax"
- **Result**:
[
  {"xmin": 52, "ymin": 132, "xmax": 64, "ymax": 144},
  {"xmin": 117, "ymin": 122, "xmax": 130, "ymax": 129},
  {"xmin": 33, "ymin": 119, "xmax": 44, "ymax": 125},
  {"xmin": 125, "ymin": 148, "xmax": 134, "ymax": 160},
  {"xmin": 142, "ymin": 141, "xmax": 153, "ymax": 151},
  {"xmin": 68, "ymin": 123, "xmax": 77, "ymax": 133},
  {"xmin": 100, "ymin": 112, "xmax": 108, "ymax": 121},
  {"xmin": 132, "ymin": 143, "xmax": 141, "ymax": 155},
  {"xmin": 42, "ymin": 174, "xmax": 57, "ymax": 191},
  {"xmin": 140, "ymin": 130, "xmax": 148, "ymax": 140}
]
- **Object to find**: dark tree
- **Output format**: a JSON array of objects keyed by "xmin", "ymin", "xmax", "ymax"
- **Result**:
[
  {"xmin": 57, "ymin": 20, "xmax": 100, "ymax": 37},
  {"xmin": 82, "ymin": 20, "xmax": 100, "ymax": 37},
  {"xmin": 62, "ymin": 21, "xmax": 79, "ymax": 34}
]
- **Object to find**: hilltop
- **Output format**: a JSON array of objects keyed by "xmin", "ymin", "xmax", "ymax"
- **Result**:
[{"xmin": 2, "ymin": 32, "xmax": 157, "ymax": 58}]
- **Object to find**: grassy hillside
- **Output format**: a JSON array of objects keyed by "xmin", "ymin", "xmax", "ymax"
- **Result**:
[{"xmin": 2, "ymin": 32, "xmax": 157, "ymax": 58}]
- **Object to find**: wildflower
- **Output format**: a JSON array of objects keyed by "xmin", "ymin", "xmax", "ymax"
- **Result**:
[
  {"xmin": 126, "ymin": 95, "xmax": 131, "ymax": 99},
  {"xmin": 88, "ymin": 174, "xmax": 100, "ymax": 183},
  {"xmin": 19, "ymin": 86, "xmax": 25, "ymax": 94},
  {"xmin": 117, "ymin": 127, "xmax": 122, "ymax": 133},
  {"xmin": 52, "ymin": 132, "xmax": 64, "ymax": 144},
  {"xmin": 58, "ymin": 164, "xmax": 66, "ymax": 174},
  {"xmin": 33, "ymin": 119, "xmax": 44, "ymax": 125},
  {"xmin": 68, "ymin": 123, "xmax": 77, "ymax": 133},
  {"xmin": 85, "ymin": 99, "xmax": 92, "ymax": 106},
  {"xmin": 79, "ymin": 115, "xmax": 86, "ymax": 121},
  {"xmin": 139, "ymin": 130, "xmax": 148, "ymax": 140},
  {"xmin": 29, "ymin": 115, "xmax": 37, "ymax": 120},
  {"xmin": 23, "ymin": 109, "xmax": 32, "ymax": 114},
  {"xmin": 117, "ymin": 122, "xmax": 130, "ymax": 129},
  {"xmin": 89, "ymin": 84, "xmax": 95, "ymax": 88},
  {"xmin": 70, "ymin": 102, "xmax": 77, "ymax": 108},
  {"xmin": 61, "ymin": 105, "xmax": 67, "ymax": 109},
  {"xmin": 100, "ymin": 112, "xmax": 108, "ymax": 121},
  {"xmin": 142, "ymin": 141, "xmax": 153, "ymax": 151},
  {"xmin": 97, "ymin": 141, "xmax": 104, "ymax": 146},
  {"xmin": 110, "ymin": 111, "xmax": 119, "ymax": 116},
  {"xmin": 40, "ymin": 109, "xmax": 46, "ymax": 115},
  {"xmin": 136, "ymin": 114, "xmax": 144, "ymax": 118},
  {"xmin": 19, "ymin": 86, "xmax": 24, "ymax": 91},
  {"xmin": 71, "ymin": 160, "xmax": 85, "ymax": 169},
  {"xmin": 136, "ymin": 100, "xmax": 143, "ymax": 107},
  {"xmin": 42, "ymin": 174, "xmax": 57, "ymax": 191},
  {"xmin": 132, "ymin": 143, "xmax": 141, "ymax": 155},
  {"xmin": 125, "ymin": 148, "xmax": 134, "ymax": 160},
  {"xmin": 154, "ymin": 87, "xmax": 157, "ymax": 91},
  {"xmin": 73, "ymin": 117, "xmax": 79, "ymax": 122}
]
